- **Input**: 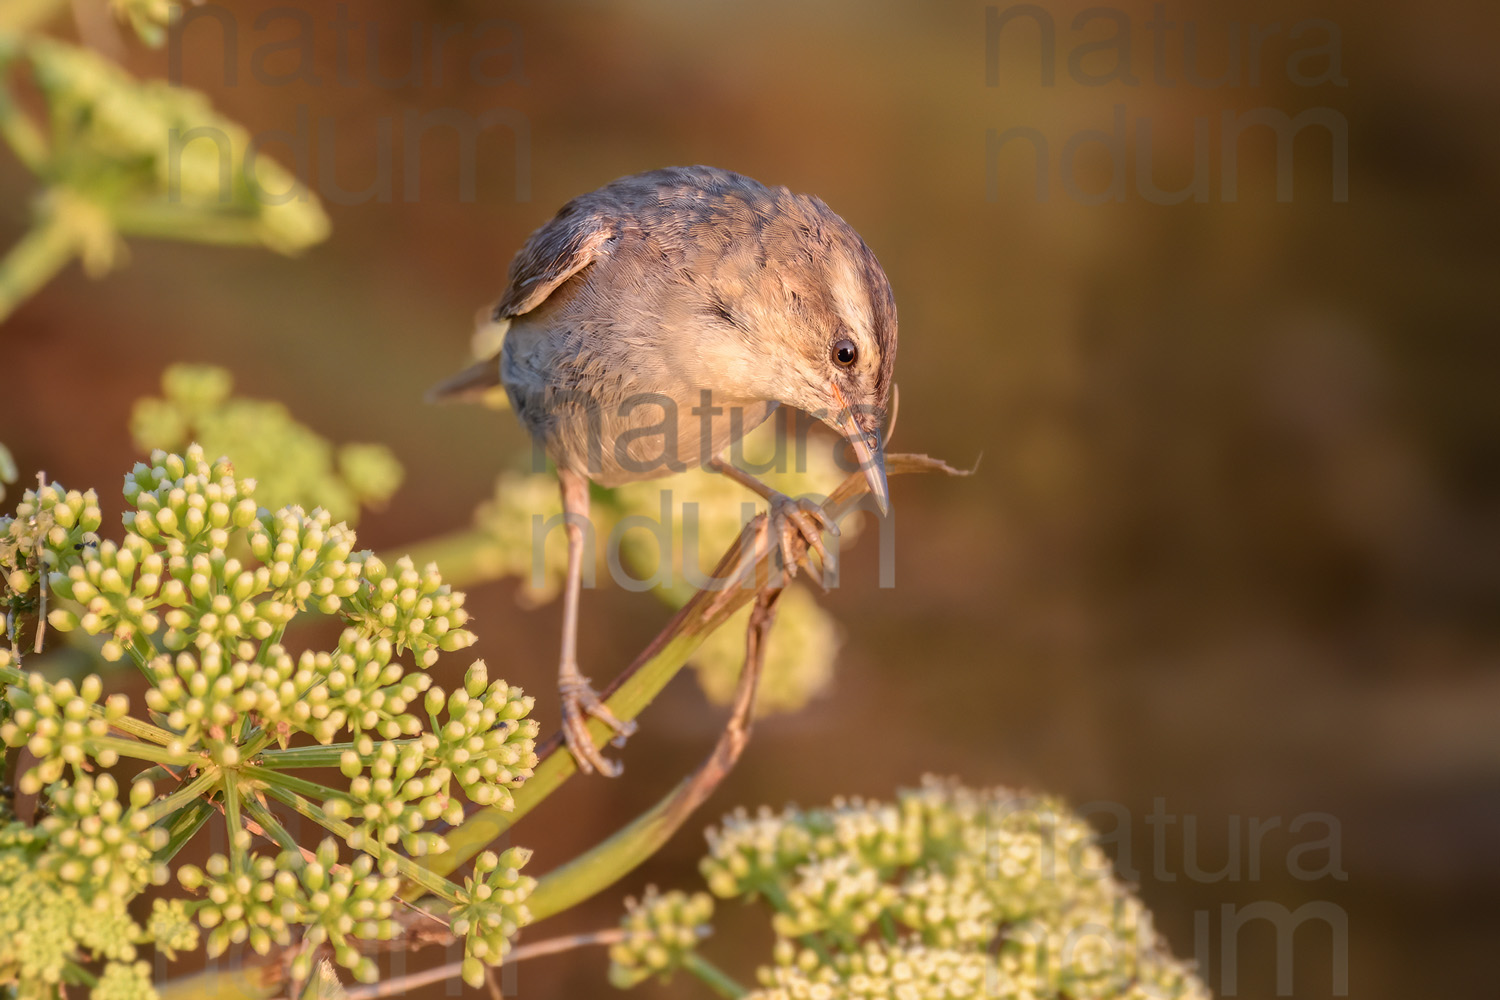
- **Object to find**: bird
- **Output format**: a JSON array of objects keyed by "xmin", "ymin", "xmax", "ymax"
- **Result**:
[{"xmin": 429, "ymin": 165, "xmax": 896, "ymax": 776}]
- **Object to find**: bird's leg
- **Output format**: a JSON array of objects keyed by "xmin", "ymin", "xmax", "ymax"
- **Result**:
[
  {"xmin": 556, "ymin": 468, "xmax": 636, "ymax": 776},
  {"xmin": 706, "ymin": 455, "xmax": 839, "ymax": 588}
]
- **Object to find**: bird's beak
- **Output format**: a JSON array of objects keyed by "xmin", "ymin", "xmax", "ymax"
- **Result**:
[{"xmin": 829, "ymin": 382, "xmax": 890, "ymax": 516}]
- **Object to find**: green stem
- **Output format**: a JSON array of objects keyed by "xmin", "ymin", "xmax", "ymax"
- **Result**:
[
  {"xmin": 0, "ymin": 215, "xmax": 76, "ymax": 323},
  {"xmin": 240, "ymin": 729, "xmax": 275, "ymax": 759},
  {"xmin": 143, "ymin": 766, "xmax": 222, "ymax": 825},
  {"xmin": 243, "ymin": 764, "xmax": 345, "ymax": 803},
  {"xmin": 92, "ymin": 735, "xmax": 202, "ymax": 767},
  {"xmin": 256, "ymin": 739, "xmax": 416, "ymax": 769},
  {"xmin": 258, "ymin": 781, "xmax": 460, "ymax": 904},
  {"xmin": 683, "ymin": 953, "xmax": 748, "ymax": 1000},
  {"xmin": 107, "ymin": 712, "xmax": 177, "ymax": 746},
  {"xmin": 109, "ymin": 202, "xmax": 269, "ymax": 246},
  {"xmin": 0, "ymin": 85, "xmax": 47, "ymax": 171},
  {"xmin": 418, "ymin": 458, "xmax": 959, "ymax": 885},
  {"xmin": 423, "ymin": 614, "xmax": 732, "ymax": 884},
  {"xmin": 240, "ymin": 794, "xmax": 303, "ymax": 858},
  {"xmin": 223, "ymin": 770, "xmax": 246, "ymax": 869},
  {"xmin": 62, "ymin": 957, "xmax": 99, "ymax": 988},
  {"xmin": 760, "ymin": 882, "xmax": 794, "ymax": 914},
  {"xmin": 524, "ymin": 771, "xmax": 696, "ymax": 922},
  {"xmin": 126, "ymin": 632, "xmax": 158, "ymax": 674},
  {"xmin": 155, "ymin": 799, "xmax": 214, "ymax": 864},
  {"xmin": 525, "ymin": 587, "xmax": 774, "ymax": 921}
]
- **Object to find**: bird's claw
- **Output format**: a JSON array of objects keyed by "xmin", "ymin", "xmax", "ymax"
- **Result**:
[
  {"xmin": 559, "ymin": 669, "xmax": 637, "ymax": 777},
  {"xmin": 768, "ymin": 494, "xmax": 837, "ymax": 589}
]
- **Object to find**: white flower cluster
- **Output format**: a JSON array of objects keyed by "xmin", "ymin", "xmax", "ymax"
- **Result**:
[{"xmin": 696, "ymin": 778, "xmax": 1210, "ymax": 1000}]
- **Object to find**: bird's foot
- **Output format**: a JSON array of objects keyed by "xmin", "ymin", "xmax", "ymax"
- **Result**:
[
  {"xmin": 559, "ymin": 667, "xmax": 637, "ymax": 777},
  {"xmin": 766, "ymin": 492, "xmax": 839, "ymax": 589}
]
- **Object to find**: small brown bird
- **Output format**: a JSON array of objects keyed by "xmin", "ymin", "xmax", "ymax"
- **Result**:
[{"xmin": 431, "ymin": 165, "xmax": 896, "ymax": 775}]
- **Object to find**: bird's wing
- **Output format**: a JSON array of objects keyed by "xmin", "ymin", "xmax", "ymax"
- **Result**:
[
  {"xmin": 430, "ymin": 198, "xmax": 620, "ymax": 405},
  {"xmin": 494, "ymin": 199, "xmax": 620, "ymax": 319}
]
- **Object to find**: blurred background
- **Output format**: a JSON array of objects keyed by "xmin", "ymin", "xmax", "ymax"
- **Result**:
[{"xmin": 3, "ymin": 0, "xmax": 1497, "ymax": 997}]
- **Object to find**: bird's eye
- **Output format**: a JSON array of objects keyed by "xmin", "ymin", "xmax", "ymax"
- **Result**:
[{"xmin": 832, "ymin": 339, "xmax": 858, "ymax": 367}]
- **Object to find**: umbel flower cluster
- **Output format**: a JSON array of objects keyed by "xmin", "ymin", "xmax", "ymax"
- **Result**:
[
  {"xmin": 1, "ymin": 446, "xmax": 539, "ymax": 996},
  {"xmin": 609, "ymin": 778, "xmax": 1212, "ymax": 1000}
]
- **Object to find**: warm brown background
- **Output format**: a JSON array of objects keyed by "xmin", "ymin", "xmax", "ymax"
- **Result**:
[{"xmin": 3, "ymin": 1, "xmax": 1497, "ymax": 998}]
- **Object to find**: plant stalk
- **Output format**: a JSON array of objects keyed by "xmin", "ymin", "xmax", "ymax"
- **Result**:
[
  {"xmin": 524, "ymin": 588, "xmax": 777, "ymax": 922},
  {"xmin": 0, "ymin": 217, "xmax": 76, "ymax": 325},
  {"xmin": 144, "ymin": 765, "xmax": 223, "ymax": 825},
  {"xmin": 685, "ymin": 953, "xmax": 749, "ymax": 999},
  {"xmin": 259, "ymin": 781, "xmax": 460, "ymax": 904},
  {"xmin": 426, "ymin": 454, "xmax": 964, "ymax": 886}
]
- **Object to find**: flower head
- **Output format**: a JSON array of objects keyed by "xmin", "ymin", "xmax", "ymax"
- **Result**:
[
  {"xmin": 687, "ymin": 779, "xmax": 1211, "ymax": 1000},
  {"xmin": 2, "ymin": 445, "xmax": 534, "ymax": 988},
  {"xmin": 608, "ymin": 887, "xmax": 714, "ymax": 988},
  {"xmin": 450, "ymin": 847, "xmax": 536, "ymax": 987}
]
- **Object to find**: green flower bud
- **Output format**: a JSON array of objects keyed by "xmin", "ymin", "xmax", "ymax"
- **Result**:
[{"xmin": 450, "ymin": 846, "xmax": 534, "ymax": 986}]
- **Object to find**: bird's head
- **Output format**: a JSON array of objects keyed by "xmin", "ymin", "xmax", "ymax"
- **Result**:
[{"xmin": 759, "ymin": 206, "xmax": 898, "ymax": 515}]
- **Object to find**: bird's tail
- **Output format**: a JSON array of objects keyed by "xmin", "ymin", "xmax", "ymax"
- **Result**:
[{"xmin": 424, "ymin": 355, "xmax": 503, "ymax": 404}]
